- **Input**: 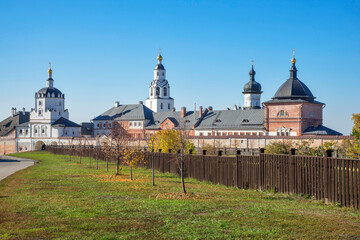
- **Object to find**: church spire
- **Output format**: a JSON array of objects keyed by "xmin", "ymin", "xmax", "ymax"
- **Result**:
[
  {"xmin": 249, "ymin": 59, "xmax": 255, "ymax": 81},
  {"xmin": 289, "ymin": 49, "xmax": 297, "ymax": 79},
  {"xmin": 157, "ymin": 48, "xmax": 163, "ymax": 63},
  {"xmin": 47, "ymin": 62, "xmax": 54, "ymax": 88}
]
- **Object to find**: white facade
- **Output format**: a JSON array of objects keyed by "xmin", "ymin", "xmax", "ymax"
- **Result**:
[
  {"xmin": 145, "ymin": 53, "xmax": 174, "ymax": 112},
  {"xmin": 244, "ymin": 93, "xmax": 261, "ymax": 109}
]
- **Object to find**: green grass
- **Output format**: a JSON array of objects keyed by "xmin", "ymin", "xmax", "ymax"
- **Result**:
[{"xmin": 0, "ymin": 151, "xmax": 360, "ymax": 239}]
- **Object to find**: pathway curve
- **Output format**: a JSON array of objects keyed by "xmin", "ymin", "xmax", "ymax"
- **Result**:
[{"xmin": 0, "ymin": 155, "xmax": 35, "ymax": 182}]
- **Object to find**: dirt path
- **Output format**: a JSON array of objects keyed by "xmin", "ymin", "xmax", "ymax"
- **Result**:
[{"xmin": 0, "ymin": 155, "xmax": 34, "ymax": 182}]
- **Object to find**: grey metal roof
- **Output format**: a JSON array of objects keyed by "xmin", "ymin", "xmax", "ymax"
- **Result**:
[
  {"xmin": 146, "ymin": 111, "xmax": 197, "ymax": 130},
  {"xmin": 272, "ymin": 63, "xmax": 315, "ymax": 102},
  {"xmin": 37, "ymin": 87, "xmax": 63, "ymax": 97},
  {"xmin": 195, "ymin": 109, "xmax": 265, "ymax": 130},
  {"xmin": 155, "ymin": 63, "xmax": 165, "ymax": 70},
  {"xmin": 0, "ymin": 112, "xmax": 30, "ymax": 137},
  {"xmin": 52, "ymin": 117, "xmax": 81, "ymax": 127},
  {"xmin": 93, "ymin": 104, "xmax": 153, "ymax": 121},
  {"xmin": 303, "ymin": 125, "xmax": 342, "ymax": 135}
]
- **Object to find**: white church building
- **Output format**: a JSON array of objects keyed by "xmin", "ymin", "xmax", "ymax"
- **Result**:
[{"xmin": 16, "ymin": 64, "xmax": 81, "ymax": 151}]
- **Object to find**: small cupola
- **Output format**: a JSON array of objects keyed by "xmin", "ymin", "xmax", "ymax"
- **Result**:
[{"xmin": 243, "ymin": 60, "xmax": 262, "ymax": 94}]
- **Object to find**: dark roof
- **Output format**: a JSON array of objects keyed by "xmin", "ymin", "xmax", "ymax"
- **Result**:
[
  {"xmin": 146, "ymin": 111, "xmax": 197, "ymax": 130},
  {"xmin": 37, "ymin": 87, "xmax": 63, "ymax": 97},
  {"xmin": 272, "ymin": 62, "xmax": 315, "ymax": 102},
  {"xmin": 303, "ymin": 125, "xmax": 343, "ymax": 135},
  {"xmin": 243, "ymin": 66, "xmax": 262, "ymax": 94},
  {"xmin": 0, "ymin": 112, "xmax": 30, "ymax": 137},
  {"xmin": 93, "ymin": 104, "xmax": 154, "ymax": 121},
  {"xmin": 52, "ymin": 117, "xmax": 81, "ymax": 127},
  {"xmin": 195, "ymin": 109, "xmax": 264, "ymax": 130},
  {"xmin": 155, "ymin": 64, "xmax": 165, "ymax": 70}
]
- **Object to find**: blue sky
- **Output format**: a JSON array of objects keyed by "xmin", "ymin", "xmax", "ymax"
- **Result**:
[{"xmin": 0, "ymin": 0, "xmax": 359, "ymax": 134}]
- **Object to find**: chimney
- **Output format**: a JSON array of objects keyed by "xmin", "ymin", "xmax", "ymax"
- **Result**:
[
  {"xmin": 172, "ymin": 107, "xmax": 176, "ymax": 112},
  {"xmin": 114, "ymin": 101, "xmax": 120, "ymax": 107},
  {"xmin": 11, "ymin": 107, "xmax": 16, "ymax": 117},
  {"xmin": 181, "ymin": 107, "xmax": 186, "ymax": 118},
  {"xmin": 208, "ymin": 106, "xmax": 213, "ymax": 111},
  {"xmin": 199, "ymin": 106, "xmax": 203, "ymax": 117},
  {"xmin": 139, "ymin": 101, "xmax": 143, "ymax": 105}
]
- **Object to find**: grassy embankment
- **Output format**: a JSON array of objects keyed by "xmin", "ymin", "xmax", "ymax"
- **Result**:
[{"xmin": 0, "ymin": 151, "xmax": 360, "ymax": 239}]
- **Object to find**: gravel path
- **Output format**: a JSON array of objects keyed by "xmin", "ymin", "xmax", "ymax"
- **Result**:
[{"xmin": 0, "ymin": 155, "xmax": 35, "ymax": 182}]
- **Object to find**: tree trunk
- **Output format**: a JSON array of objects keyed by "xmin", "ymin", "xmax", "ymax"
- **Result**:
[
  {"xmin": 152, "ymin": 152, "xmax": 155, "ymax": 186},
  {"xmin": 79, "ymin": 150, "xmax": 82, "ymax": 164},
  {"xmin": 130, "ymin": 166, "xmax": 133, "ymax": 180},
  {"xmin": 96, "ymin": 153, "xmax": 98, "ymax": 169},
  {"xmin": 180, "ymin": 157, "xmax": 186, "ymax": 194},
  {"xmin": 116, "ymin": 157, "xmax": 119, "ymax": 175}
]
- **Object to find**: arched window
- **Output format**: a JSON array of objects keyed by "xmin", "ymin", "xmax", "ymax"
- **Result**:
[
  {"xmin": 150, "ymin": 88, "xmax": 153, "ymax": 96},
  {"xmin": 277, "ymin": 110, "xmax": 289, "ymax": 117},
  {"xmin": 163, "ymin": 87, "xmax": 167, "ymax": 96},
  {"xmin": 156, "ymin": 87, "xmax": 160, "ymax": 96}
]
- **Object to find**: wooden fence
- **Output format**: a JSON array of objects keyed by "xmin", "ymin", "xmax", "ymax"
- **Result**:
[{"xmin": 45, "ymin": 146, "xmax": 360, "ymax": 209}]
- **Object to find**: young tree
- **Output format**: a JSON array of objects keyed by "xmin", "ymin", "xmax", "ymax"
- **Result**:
[{"xmin": 149, "ymin": 129, "xmax": 195, "ymax": 194}]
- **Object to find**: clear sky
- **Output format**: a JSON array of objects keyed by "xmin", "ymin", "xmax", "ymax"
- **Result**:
[{"xmin": 0, "ymin": 0, "xmax": 359, "ymax": 135}]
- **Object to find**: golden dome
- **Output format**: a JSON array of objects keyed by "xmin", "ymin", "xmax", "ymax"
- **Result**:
[
  {"xmin": 157, "ymin": 54, "xmax": 163, "ymax": 61},
  {"xmin": 48, "ymin": 68, "xmax": 53, "ymax": 74},
  {"xmin": 291, "ymin": 57, "xmax": 296, "ymax": 64}
]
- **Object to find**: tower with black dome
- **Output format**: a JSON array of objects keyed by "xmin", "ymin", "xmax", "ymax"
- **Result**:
[
  {"xmin": 243, "ymin": 60, "xmax": 262, "ymax": 109},
  {"xmin": 145, "ymin": 50, "xmax": 174, "ymax": 112},
  {"xmin": 31, "ymin": 63, "xmax": 69, "ymax": 123}
]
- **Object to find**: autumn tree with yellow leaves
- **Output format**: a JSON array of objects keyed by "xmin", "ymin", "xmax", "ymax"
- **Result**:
[
  {"xmin": 148, "ymin": 129, "xmax": 195, "ymax": 194},
  {"xmin": 346, "ymin": 113, "xmax": 360, "ymax": 159}
]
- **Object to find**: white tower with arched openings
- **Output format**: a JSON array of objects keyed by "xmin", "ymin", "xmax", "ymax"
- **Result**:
[{"xmin": 145, "ymin": 50, "xmax": 174, "ymax": 112}]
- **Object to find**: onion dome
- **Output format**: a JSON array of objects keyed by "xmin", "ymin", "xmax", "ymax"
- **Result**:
[
  {"xmin": 272, "ymin": 52, "xmax": 315, "ymax": 102},
  {"xmin": 155, "ymin": 49, "xmax": 165, "ymax": 70},
  {"xmin": 243, "ymin": 64, "xmax": 262, "ymax": 94}
]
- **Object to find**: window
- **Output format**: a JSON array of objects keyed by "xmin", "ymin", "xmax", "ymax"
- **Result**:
[
  {"xmin": 161, "ymin": 103, "xmax": 163, "ymax": 109},
  {"xmin": 65, "ymin": 131, "xmax": 68, "ymax": 135},
  {"xmin": 109, "ymin": 123, "xmax": 112, "ymax": 128},
  {"xmin": 59, "ymin": 112, "xmax": 61, "ymax": 115},
  {"xmin": 151, "ymin": 88, "xmax": 153, "ymax": 96},
  {"xmin": 39, "ymin": 101, "xmax": 42, "ymax": 106},
  {"xmin": 164, "ymin": 87, "xmax": 167, "ymax": 96},
  {"xmin": 129, "ymin": 122, "xmax": 132, "ymax": 127},
  {"xmin": 42, "ymin": 129, "xmax": 45, "ymax": 133},
  {"xmin": 242, "ymin": 119, "xmax": 249, "ymax": 123},
  {"xmin": 134, "ymin": 122, "xmax": 137, "ymax": 127},
  {"xmin": 25, "ymin": 130, "xmax": 28, "ymax": 134},
  {"xmin": 35, "ymin": 129, "xmax": 38, "ymax": 133},
  {"xmin": 157, "ymin": 72, "xmax": 159, "ymax": 76},
  {"xmin": 277, "ymin": 110, "xmax": 289, "ymax": 117},
  {"xmin": 39, "ymin": 110, "xmax": 42, "ymax": 115},
  {"xmin": 156, "ymin": 87, "xmax": 160, "ymax": 96},
  {"xmin": 162, "ymin": 72, "xmax": 164, "ymax": 76},
  {"xmin": 103, "ymin": 123, "xmax": 106, "ymax": 127},
  {"xmin": 73, "ymin": 131, "xmax": 74, "ymax": 135},
  {"xmin": 168, "ymin": 103, "xmax": 170, "ymax": 109},
  {"xmin": 97, "ymin": 123, "xmax": 100, "ymax": 127},
  {"xmin": 59, "ymin": 102, "xmax": 61, "ymax": 106},
  {"xmin": 19, "ymin": 129, "xmax": 23, "ymax": 134}
]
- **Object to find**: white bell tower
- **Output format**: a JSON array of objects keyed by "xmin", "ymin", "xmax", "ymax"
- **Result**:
[{"xmin": 145, "ymin": 49, "xmax": 174, "ymax": 112}]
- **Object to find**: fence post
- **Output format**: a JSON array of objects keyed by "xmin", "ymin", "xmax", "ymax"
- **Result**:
[
  {"xmin": 324, "ymin": 151, "xmax": 329, "ymax": 203},
  {"xmin": 218, "ymin": 150, "xmax": 223, "ymax": 156},
  {"xmin": 235, "ymin": 152, "xmax": 239, "ymax": 188},
  {"xmin": 289, "ymin": 148, "xmax": 296, "ymax": 194},
  {"xmin": 259, "ymin": 148, "xmax": 265, "ymax": 191}
]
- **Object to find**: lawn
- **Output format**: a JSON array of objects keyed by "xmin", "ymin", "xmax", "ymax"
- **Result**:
[{"xmin": 0, "ymin": 151, "xmax": 360, "ymax": 239}]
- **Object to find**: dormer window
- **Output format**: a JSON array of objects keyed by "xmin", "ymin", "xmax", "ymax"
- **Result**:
[
  {"xmin": 242, "ymin": 119, "xmax": 249, "ymax": 123},
  {"xmin": 277, "ymin": 110, "xmax": 289, "ymax": 117}
]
